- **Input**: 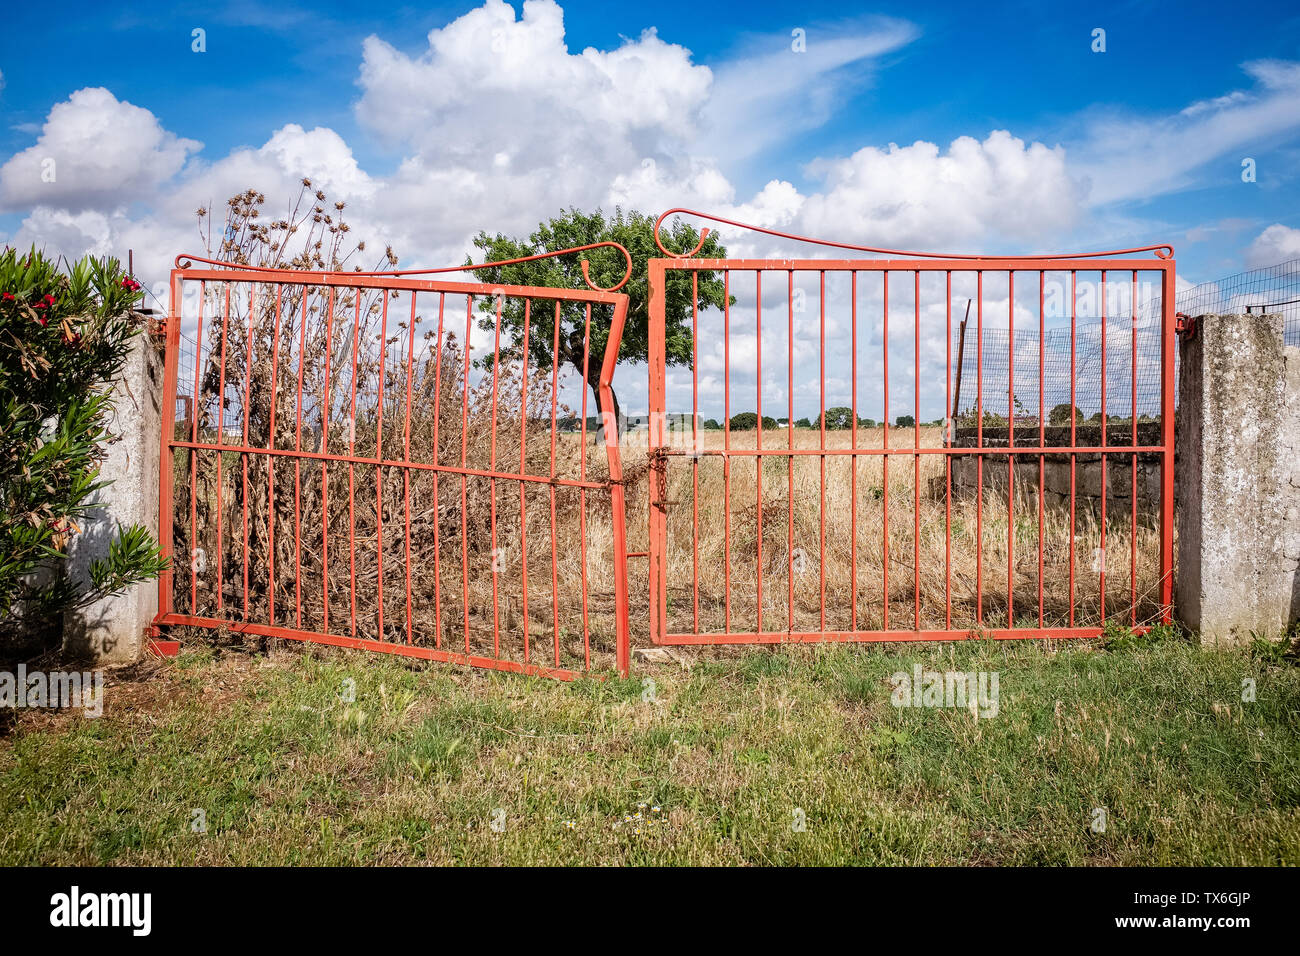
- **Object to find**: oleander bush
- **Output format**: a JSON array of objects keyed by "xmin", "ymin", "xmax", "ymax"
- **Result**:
[{"xmin": 0, "ymin": 246, "xmax": 166, "ymax": 653}]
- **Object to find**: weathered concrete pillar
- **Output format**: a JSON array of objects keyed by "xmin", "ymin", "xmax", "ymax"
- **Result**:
[
  {"xmin": 63, "ymin": 328, "xmax": 164, "ymax": 663},
  {"xmin": 1176, "ymin": 313, "xmax": 1300, "ymax": 645}
]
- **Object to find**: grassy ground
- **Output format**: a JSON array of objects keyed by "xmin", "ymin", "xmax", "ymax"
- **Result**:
[{"xmin": 1, "ymin": 631, "xmax": 1297, "ymax": 865}]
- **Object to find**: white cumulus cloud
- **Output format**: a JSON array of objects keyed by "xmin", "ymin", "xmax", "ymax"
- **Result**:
[
  {"xmin": 0, "ymin": 87, "xmax": 200, "ymax": 213},
  {"xmin": 796, "ymin": 131, "xmax": 1083, "ymax": 251},
  {"xmin": 1246, "ymin": 223, "xmax": 1300, "ymax": 268}
]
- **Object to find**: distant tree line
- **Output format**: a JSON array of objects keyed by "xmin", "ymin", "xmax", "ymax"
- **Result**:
[{"xmin": 698, "ymin": 409, "xmax": 948, "ymax": 430}]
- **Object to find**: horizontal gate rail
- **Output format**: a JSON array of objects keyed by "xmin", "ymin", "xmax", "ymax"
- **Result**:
[
  {"xmin": 156, "ymin": 246, "xmax": 632, "ymax": 679},
  {"xmin": 644, "ymin": 210, "xmax": 1176, "ymax": 647}
]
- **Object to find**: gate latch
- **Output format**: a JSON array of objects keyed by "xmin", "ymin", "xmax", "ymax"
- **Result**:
[
  {"xmin": 1175, "ymin": 312, "xmax": 1195, "ymax": 338},
  {"xmin": 648, "ymin": 446, "xmax": 677, "ymax": 511}
]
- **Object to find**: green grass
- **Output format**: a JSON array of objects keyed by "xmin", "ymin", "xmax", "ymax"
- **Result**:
[{"xmin": 1, "ymin": 632, "xmax": 1297, "ymax": 865}]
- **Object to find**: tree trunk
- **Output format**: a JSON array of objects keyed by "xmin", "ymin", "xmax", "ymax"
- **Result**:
[{"xmin": 583, "ymin": 353, "xmax": 620, "ymax": 443}]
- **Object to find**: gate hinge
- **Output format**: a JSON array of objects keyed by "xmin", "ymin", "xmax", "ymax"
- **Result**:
[{"xmin": 1174, "ymin": 312, "xmax": 1195, "ymax": 338}]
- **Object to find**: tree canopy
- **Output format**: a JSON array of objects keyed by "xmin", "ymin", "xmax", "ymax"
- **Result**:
[
  {"xmin": 1049, "ymin": 403, "xmax": 1084, "ymax": 426},
  {"xmin": 729, "ymin": 412, "xmax": 777, "ymax": 431}
]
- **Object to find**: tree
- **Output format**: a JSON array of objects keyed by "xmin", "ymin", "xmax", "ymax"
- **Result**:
[
  {"xmin": 818, "ymin": 407, "xmax": 880, "ymax": 429},
  {"xmin": 895, "ymin": 415, "xmax": 915, "ymax": 428},
  {"xmin": 795, "ymin": 417, "xmax": 812, "ymax": 428},
  {"xmin": 469, "ymin": 208, "xmax": 730, "ymax": 436},
  {"xmin": 1049, "ymin": 403, "xmax": 1084, "ymax": 426},
  {"xmin": 729, "ymin": 412, "xmax": 777, "ymax": 430},
  {"xmin": 822, "ymin": 406, "xmax": 855, "ymax": 429}
]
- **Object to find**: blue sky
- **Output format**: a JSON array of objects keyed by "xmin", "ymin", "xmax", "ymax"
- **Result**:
[
  {"xmin": 2, "ymin": 0, "xmax": 1298, "ymax": 280},
  {"xmin": 1, "ymin": 0, "xmax": 1298, "ymax": 419}
]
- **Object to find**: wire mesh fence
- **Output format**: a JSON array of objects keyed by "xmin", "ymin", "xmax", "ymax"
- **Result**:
[
  {"xmin": 1168, "ymin": 257, "xmax": 1300, "ymax": 344},
  {"xmin": 947, "ymin": 258, "xmax": 1300, "ymax": 423},
  {"xmin": 952, "ymin": 319, "xmax": 1164, "ymax": 422}
]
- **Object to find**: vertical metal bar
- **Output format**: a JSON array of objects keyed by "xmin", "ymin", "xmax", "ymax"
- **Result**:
[
  {"xmin": 1007, "ymin": 272, "xmax": 1015, "ymax": 627},
  {"xmin": 723, "ymin": 269, "xmax": 732, "ymax": 634},
  {"xmin": 1038, "ymin": 272, "xmax": 1046, "ymax": 629},
  {"xmin": 189, "ymin": 280, "xmax": 206, "ymax": 615},
  {"xmin": 602, "ymin": 295, "xmax": 632, "ymax": 677},
  {"xmin": 215, "ymin": 285, "xmax": 230, "ymax": 614},
  {"xmin": 241, "ymin": 286, "xmax": 254, "ymax": 621},
  {"xmin": 375, "ymin": 287, "xmax": 390, "ymax": 640},
  {"xmin": 1130, "ymin": 269, "xmax": 1138, "ymax": 626},
  {"xmin": 819, "ymin": 270, "xmax": 827, "ymax": 631},
  {"xmin": 944, "ymin": 271, "xmax": 952, "ymax": 630},
  {"xmin": 787, "ymin": 270, "xmax": 795, "ymax": 634},
  {"xmin": 914, "ymin": 270, "xmax": 920, "ymax": 630},
  {"xmin": 648, "ymin": 260, "xmax": 669, "ymax": 645},
  {"xmin": 975, "ymin": 271, "xmax": 983, "ymax": 623},
  {"xmin": 347, "ymin": 289, "xmax": 361, "ymax": 639},
  {"xmin": 579, "ymin": 303, "xmax": 592, "ymax": 668},
  {"xmin": 267, "ymin": 284, "xmax": 285, "ymax": 626},
  {"xmin": 294, "ymin": 289, "xmax": 307, "ymax": 629},
  {"xmin": 755, "ymin": 270, "xmax": 764, "ymax": 633},
  {"xmin": 850, "ymin": 271, "xmax": 858, "ymax": 633},
  {"xmin": 549, "ymin": 300, "xmax": 561, "ymax": 667},
  {"xmin": 405, "ymin": 291, "xmax": 419, "ymax": 645},
  {"xmin": 882, "ymin": 270, "xmax": 890, "ymax": 629},
  {"xmin": 320, "ymin": 287, "xmax": 335, "ymax": 634},
  {"xmin": 1069, "ymin": 271, "xmax": 1077, "ymax": 628},
  {"xmin": 518, "ymin": 298, "xmax": 531, "ymax": 663},
  {"xmin": 489, "ymin": 292, "xmax": 504, "ymax": 659},
  {"xmin": 1100, "ymin": 270, "xmax": 1108, "ymax": 623},
  {"xmin": 157, "ymin": 271, "xmax": 182, "ymax": 625},
  {"xmin": 461, "ymin": 296, "xmax": 473, "ymax": 653},
  {"xmin": 428, "ymin": 292, "xmax": 444, "ymax": 646},
  {"xmin": 1159, "ymin": 264, "xmax": 1175, "ymax": 620},
  {"xmin": 694, "ymin": 273, "xmax": 701, "ymax": 634}
]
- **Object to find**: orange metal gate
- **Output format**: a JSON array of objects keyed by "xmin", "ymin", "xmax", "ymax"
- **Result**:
[
  {"xmin": 642, "ymin": 210, "xmax": 1176, "ymax": 646},
  {"xmin": 154, "ymin": 212, "xmax": 1180, "ymax": 675},
  {"xmin": 154, "ymin": 247, "xmax": 633, "ymax": 679}
]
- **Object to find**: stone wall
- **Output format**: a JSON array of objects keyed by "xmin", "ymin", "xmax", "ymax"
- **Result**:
[{"xmin": 941, "ymin": 423, "xmax": 1167, "ymax": 516}]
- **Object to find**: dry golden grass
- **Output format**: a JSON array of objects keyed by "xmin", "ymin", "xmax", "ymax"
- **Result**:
[{"xmin": 615, "ymin": 425, "xmax": 1165, "ymax": 639}]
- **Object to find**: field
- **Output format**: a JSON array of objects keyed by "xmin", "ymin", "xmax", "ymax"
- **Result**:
[{"xmin": 1, "ymin": 631, "xmax": 1296, "ymax": 866}]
